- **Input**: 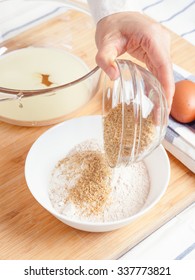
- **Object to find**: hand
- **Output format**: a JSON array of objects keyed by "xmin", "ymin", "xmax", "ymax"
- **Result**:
[{"xmin": 95, "ymin": 12, "xmax": 175, "ymax": 110}]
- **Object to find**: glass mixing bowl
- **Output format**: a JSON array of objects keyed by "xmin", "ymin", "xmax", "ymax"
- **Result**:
[
  {"xmin": 102, "ymin": 59, "xmax": 168, "ymax": 167},
  {"xmin": 0, "ymin": 0, "xmax": 98, "ymax": 126}
]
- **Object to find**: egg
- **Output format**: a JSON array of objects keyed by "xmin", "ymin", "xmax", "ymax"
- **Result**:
[{"xmin": 170, "ymin": 80, "xmax": 195, "ymax": 123}]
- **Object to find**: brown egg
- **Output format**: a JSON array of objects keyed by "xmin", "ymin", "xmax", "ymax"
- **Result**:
[{"xmin": 170, "ymin": 80, "xmax": 195, "ymax": 123}]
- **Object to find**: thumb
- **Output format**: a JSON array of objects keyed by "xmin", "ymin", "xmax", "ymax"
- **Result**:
[{"xmin": 95, "ymin": 44, "xmax": 119, "ymax": 80}]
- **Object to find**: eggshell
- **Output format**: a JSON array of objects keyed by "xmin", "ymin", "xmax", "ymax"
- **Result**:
[{"xmin": 170, "ymin": 80, "xmax": 195, "ymax": 123}]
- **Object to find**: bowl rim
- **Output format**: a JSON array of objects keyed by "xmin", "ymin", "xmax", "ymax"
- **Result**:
[{"xmin": 0, "ymin": 66, "xmax": 100, "ymax": 96}]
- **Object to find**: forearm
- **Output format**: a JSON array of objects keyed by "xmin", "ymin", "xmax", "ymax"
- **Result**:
[{"xmin": 87, "ymin": 0, "xmax": 141, "ymax": 23}]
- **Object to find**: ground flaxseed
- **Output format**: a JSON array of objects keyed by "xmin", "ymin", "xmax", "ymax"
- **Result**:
[
  {"xmin": 68, "ymin": 150, "xmax": 111, "ymax": 215},
  {"xmin": 48, "ymin": 140, "xmax": 150, "ymax": 223},
  {"xmin": 103, "ymin": 103, "xmax": 156, "ymax": 167}
]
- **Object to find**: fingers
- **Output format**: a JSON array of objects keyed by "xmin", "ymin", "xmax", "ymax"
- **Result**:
[
  {"xmin": 95, "ymin": 15, "xmax": 123, "ymax": 80},
  {"xmin": 140, "ymin": 24, "xmax": 175, "ymax": 110},
  {"xmin": 155, "ymin": 62, "xmax": 175, "ymax": 112},
  {"xmin": 95, "ymin": 44, "xmax": 120, "ymax": 80}
]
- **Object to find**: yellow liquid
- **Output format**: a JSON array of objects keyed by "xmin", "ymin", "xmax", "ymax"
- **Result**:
[{"xmin": 0, "ymin": 47, "xmax": 93, "ymax": 125}]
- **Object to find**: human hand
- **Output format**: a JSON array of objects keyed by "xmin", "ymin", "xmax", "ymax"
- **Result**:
[{"xmin": 95, "ymin": 12, "xmax": 175, "ymax": 110}]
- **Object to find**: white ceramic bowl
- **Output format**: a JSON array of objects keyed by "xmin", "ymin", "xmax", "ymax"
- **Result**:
[{"xmin": 25, "ymin": 115, "xmax": 170, "ymax": 232}]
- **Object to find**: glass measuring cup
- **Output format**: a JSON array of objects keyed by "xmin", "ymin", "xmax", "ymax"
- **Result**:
[{"xmin": 102, "ymin": 59, "xmax": 168, "ymax": 167}]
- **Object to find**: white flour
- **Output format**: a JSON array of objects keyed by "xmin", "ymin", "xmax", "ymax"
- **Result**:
[{"xmin": 48, "ymin": 139, "xmax": 150, "ymax": 223}]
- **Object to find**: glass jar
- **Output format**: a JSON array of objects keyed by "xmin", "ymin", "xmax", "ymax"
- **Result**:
[{"xmin": 102, "ymin": 59, "xmax": 168, "ymax": 167}]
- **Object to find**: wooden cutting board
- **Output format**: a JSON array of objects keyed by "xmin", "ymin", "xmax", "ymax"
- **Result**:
[{"xmin": 0, "ymin": 9, "xmax": 195, "ymax": 260}]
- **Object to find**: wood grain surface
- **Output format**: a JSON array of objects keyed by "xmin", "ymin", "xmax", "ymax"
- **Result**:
[{"xmin": 0, "ymin": 10, "xmax": 195, "ymax": 260}]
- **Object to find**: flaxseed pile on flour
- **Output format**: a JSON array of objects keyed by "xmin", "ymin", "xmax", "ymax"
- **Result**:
[{"xmin": 49, "ymin": 140, "xmax": 150, "ymax": 223}]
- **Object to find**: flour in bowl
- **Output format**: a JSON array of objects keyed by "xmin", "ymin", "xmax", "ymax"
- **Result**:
[{"xmin": 48, "ymin": 139, "xmax": 150, "ymax": 222}]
